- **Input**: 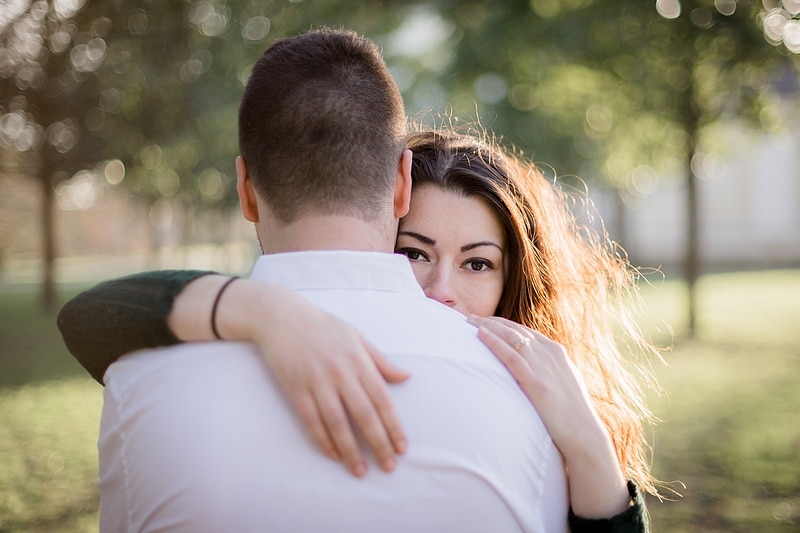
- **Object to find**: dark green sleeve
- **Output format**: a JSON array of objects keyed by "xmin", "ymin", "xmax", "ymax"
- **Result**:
[
  {"xmin": 568, "ymin": 481, "xmax": 649, "ymax": 532},
  {"xmin": 56, "ymin": 270, "xmax": 217, "ymax": 385}
]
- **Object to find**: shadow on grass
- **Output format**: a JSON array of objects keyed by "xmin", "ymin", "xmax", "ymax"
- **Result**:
[{"xmin": 0, "ymin": 288, "xmax": 92, "ymax": 390}]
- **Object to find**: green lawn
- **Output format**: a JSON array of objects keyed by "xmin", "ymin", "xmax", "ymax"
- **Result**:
[
  {"xmin": 1, "ymin": 269, "xmax": 799, "ymax": 531},
  {"xmin": 640, "ymin": 270, "xmax": 800, "ymax": 532},
  {"xmin": 0, "ymin": 289, "xmax": 101, "ymax": 532}
]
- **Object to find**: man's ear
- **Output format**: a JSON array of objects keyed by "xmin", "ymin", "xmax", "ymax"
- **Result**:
[
  {"xmin": 236, "ymin": 156, "xmax": 259, "ymax": 223},
  {"xmin": 393, "ymin": 149, "xmax": 412, "ymax": 218}
]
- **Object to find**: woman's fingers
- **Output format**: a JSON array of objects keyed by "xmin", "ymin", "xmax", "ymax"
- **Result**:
[
  {"xmin": 474, "ymin": 325, "xmax": 529, "ymax": 375},
  {"xmin": 266, "ymin": 317, "xmax": 409, "ymax": 477},
  {"xmin": 332, "ymin": 338, "xmax": 408, "ymax": 470},
  {"xmin": 287, "ymin": 388, "xmax": 340, "ymax": 462},
  {"xmin": 229, "ymin": 282, "xmax": 408, "ymax": 477},
  {"xmin": 338, "ymin": 378, "xmax": 397, "ymax": 474},
  {"xmin": 366, "ymin": 345, "xmax": 409, "ymax": 455},
  {"xmin": 313, "ymin": 381, "xmax": 368, "ymax": 477},
  {"xmin": 370, "ymin": 342, "xmax": 412, "ymax": 384},
  {"xmin": 288, "ymin": 369, "xmax": 397, "ymax": 478},
  {"xmin": 313, "ymin": 361, "xmax": 405, "ymax": 476},
  {"xmin": 467, "ymin": 315, "xmax": 535, "ymax": 350}
]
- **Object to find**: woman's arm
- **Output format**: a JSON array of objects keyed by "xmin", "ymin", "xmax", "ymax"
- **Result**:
[
  {"xmin": 57, "ymin": 270, "xmax": 214, "ymax": 383},
  {"xmin": 57, "ymin": 271, "xmax": 409, "ymax": 477},
  {"xmin": 169, "ymin": 274, "xmax": 410, "ymax": 476},
  {"xmin": 467, "ymin": 315, "xmax": 648, "ymax": 530}
]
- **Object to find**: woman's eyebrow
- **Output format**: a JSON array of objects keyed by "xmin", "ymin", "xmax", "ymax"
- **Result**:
[
  {"xmin": 461, "ymin": 241, "xmax": 503, "ymax": 253},
  {"xmin": 398, "ymin": 230, "xmax": 435, "ymax": 246}
]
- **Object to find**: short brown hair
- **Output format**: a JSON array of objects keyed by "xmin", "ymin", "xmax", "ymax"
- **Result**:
[{"xmin": 238, "ymin": 29, "xmax": 407, "ymax": 222}]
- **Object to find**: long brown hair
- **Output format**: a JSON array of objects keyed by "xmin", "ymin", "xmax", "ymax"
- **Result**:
[{"xmin": 406, "ymin": 128, "xmax": 662, "ymax": 495}]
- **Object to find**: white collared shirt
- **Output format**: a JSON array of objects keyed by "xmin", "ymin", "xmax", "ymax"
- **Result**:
[{"xmin": 99, "ymin": 251, "xmax": 568, "ymax": 532}]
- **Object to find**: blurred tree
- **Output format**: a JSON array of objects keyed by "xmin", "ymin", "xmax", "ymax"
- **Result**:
[
  {"xmin": 639, "ymin": 0, "xmax": 788, "ymax": 336},
  {"xmin": 91, "ymin": 0, "xmax": 405, "ymax": 254},
  {"xmin": 0, "ymin": 0, "xmax": 111, "ymax": 309},
  {"xmin": 7, "ymin": 0, "xmax": 793, "ymax": 332},
  {"xmin": 0, "ymin": 0, "xmax": 403, "ymax": 307},
  {"xmin": 94, "ymin": 0, "xmax": 238, "ymax": 256},
  {"xmin": 407, "ymin": 0, "xmax": 794, "ymax": 337}
]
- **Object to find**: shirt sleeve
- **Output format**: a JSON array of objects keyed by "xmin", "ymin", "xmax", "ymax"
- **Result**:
[
  {"xmin": 568, "ymin": 480, "xmax": 649, "ymax": 532},
  {"xmin": 57, "ymin": 270, "xmax": 216, "ymax": 384}
]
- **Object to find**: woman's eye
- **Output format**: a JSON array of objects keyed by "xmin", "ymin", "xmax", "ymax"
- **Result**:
[
  {"xmin": 465, "ymin": 259, "xmax": 493, "ymax": 272},
  {"xmin": 397, "ymin": 248, "xmax": 428, "ymax": 262}
]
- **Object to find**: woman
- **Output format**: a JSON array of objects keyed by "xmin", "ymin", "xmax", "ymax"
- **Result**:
[{"xmin": 59, "ymin": 129, "xmax": 660, "ymax": 529}]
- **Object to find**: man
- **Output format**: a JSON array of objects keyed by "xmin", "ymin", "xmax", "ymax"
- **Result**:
[{"xmin": 97, "ymin": 29, "xmax": 568, "ymax": 532}]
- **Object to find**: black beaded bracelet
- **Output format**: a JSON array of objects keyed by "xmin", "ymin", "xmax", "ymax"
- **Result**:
[{"xmin": 211, "ymin": 277, "xmax": 239, "ymax": 340}]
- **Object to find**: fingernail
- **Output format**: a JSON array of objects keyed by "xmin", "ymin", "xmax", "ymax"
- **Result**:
[
  {"xmin": 382, "ymin": 457, "xmax": 396, "ymax": 472},
  {"xmin": 395, "ymin": 438, "xmax": 407, "ymax": 454},
  {"xmin": 354, "ymin": 462, "xmax": 367, "ymax": 477}
]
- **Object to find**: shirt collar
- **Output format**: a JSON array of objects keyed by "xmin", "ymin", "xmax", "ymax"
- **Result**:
[{"xmin": 249, "ymin": 250, "xmax": 425, "ymax": 296}]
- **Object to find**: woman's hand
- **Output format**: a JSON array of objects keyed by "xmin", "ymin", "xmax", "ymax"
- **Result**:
[
  {"xmin": 250, "ymin": 285, "xmax": 410, "ymax": 479},
  {"xmin": 467, "ymin": 315, "xmax": 631, "ymax": 519},
  {"xmin": 169, "ymin": 275, "xmax": 410, "ymax": 478}
]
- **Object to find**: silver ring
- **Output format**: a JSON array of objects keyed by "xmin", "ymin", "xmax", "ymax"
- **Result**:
[{"xmin": 513, "ymin": 338, "xmax": 529, "ymax": 352}]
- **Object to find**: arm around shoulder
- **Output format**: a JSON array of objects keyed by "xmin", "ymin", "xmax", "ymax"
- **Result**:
[{"xmin": 57, "ymin": 270, "xmax": 216, "ymax": 383}]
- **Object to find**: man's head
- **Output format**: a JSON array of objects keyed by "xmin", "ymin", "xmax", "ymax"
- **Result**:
[{"xmin": 237, "ymin": 29, "xmax": 408, "ymax": 228}]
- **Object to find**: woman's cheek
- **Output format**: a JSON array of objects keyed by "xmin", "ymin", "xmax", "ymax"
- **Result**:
[
  {"xmin": 481, "ymin": 274, "xmax": 505, "ymax": 317},
  {"xmin": 408, "ymin": 262, "xmax": 431, "ymax": 291},
  {"xmin": 459, "ymin": 276, "xmax": 501, "ymax": 317}
]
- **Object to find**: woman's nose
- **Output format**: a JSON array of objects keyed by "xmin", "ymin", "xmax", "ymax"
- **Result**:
[{"xmin": 425, "ymin": 266, "xmax": 456, "ymax": 307}]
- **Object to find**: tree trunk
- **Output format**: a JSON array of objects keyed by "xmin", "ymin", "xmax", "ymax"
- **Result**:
[
  {"xmin": 40, "ymin": 171, "xmax": 57, "ymax": 310},
  {"xmin": 682, "ymin": 45, "xmax": 701, "ymax": 339},
  {"xmin": 685, "ymin": 133, "xmax": 699, "ymax": 338},
  {"xmin": 613, "ymin": 188, "xmax": 627, "ymax": 249}
]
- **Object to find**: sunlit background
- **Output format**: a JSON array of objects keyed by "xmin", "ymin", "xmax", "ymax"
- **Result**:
[{"xmin": 1, "ymin": 1, "xmax": 799, "ymax": 531}]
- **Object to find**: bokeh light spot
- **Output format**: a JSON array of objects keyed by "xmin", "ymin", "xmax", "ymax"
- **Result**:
[
  {"xmin": 474, "ymin": 72, "xmax": 507, "ymax": 105},
  {"xmin": 47, "ymin": 119, "xmax": 79, "ymax": 153},
  {"xmin": 783, "ymin": 0, "xmax": 800, "ymax": 16},
  {"xmin": 690, "ymin": 7, "xmax": 714, "ymax": 27},
  {"xmin": 104, "ymin": 159, "xmax": 125, "ymax": 185},
  {"xmin": 53, "ymin": 0, "xmax": 87, "ymax": 21},
  {"xmin": 189, "ymin": 1, "xmax": 229, "ymax": 37},
  {"xmin": 127, "ymin": 11, "xmax": 148, "ymax": 35},
  {"xmin": 157, "ymin": 170, "xmax": 180, "ymax": 197},
  {"xmin": 656, "ymin": 0, "xmax": 681, "ymax": 19},
  {"xmin": 585, "ymin": 104, "xmax": 613, "ymax": 133},
  {"xmin": 629, "ymin": 165, "xmax": 659, "ymax": 196},
  {"xmin": 140, "ymin": 144, "xmax": 163, "ymax": 170},
  {"xmin": 715, "ymin": 0, "xmax": 737, "ymax": 16},
  {"xmin": 242, "ymin": 16, "xmax": 270, "ymax": 42},
  {"xmin": 198, "ymin": 168, "xmax": 224, "ymax": 199},
  {"xmin": 783, "ymin": 19, "xmax": 800, "ymax": 52},
  {"xmin": 509, "ymin": 84, "xmax": 537, "ymax": 111},
  {"xmin": 56, "ymin": 170, "xmax": 101, "ymax": 211}
]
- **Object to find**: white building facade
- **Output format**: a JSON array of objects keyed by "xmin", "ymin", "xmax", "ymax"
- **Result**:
[{"xmin": 594, "ymin": 125, "xmax": 800, "ymax": 271}]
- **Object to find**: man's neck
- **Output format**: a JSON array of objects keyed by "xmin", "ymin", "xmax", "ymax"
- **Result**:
[{"xmin": 257, "ymin": 214, "xmax": 397, "ymax": 255}]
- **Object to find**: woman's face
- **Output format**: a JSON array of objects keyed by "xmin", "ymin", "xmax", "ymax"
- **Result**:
[{"xmin": 396, "ymin": 184, "xmax": 506, "ymax": 317}]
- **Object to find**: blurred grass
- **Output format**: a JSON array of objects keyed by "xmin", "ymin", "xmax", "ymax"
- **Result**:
[
  {"xmin": 0, "ymin": 269, "xmax": 798, "ymax": 531},
  {"xmin": 0, "ymin": 289, "xmax": 101, "ymax": 532},
  {"xmin": 641, "ymin": 270, "xmax": 800, "ymax": 532},
  {"xmin": 0, "ymin": 290, "xmax": 94, "ymax": 388}
]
